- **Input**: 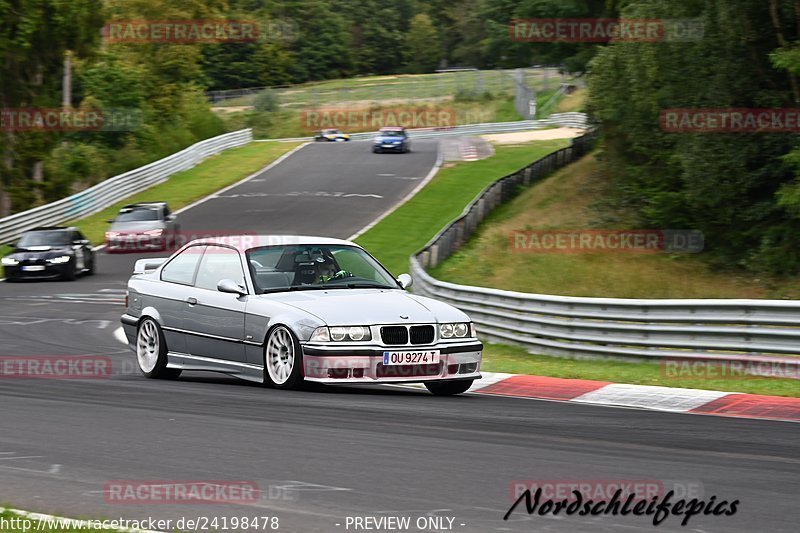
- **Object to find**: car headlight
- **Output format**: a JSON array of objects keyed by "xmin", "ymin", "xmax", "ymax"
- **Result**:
[
  {"xmin": 310, "ymin": 326, "xmax": 372, "ymax": 342},
  {"xmin": 1, "ymin": 257, "xmax": 19, "ymax": 266},
  {"xmin": 143, "ymin": 229, "xmax": 163, "ymax": 236},
  {"xmin": 106, "ymin": 231, "xmax": 120, "ymax": 238},
  {"xmin": 440, "ymin": 322, "xmax": 472, "ymax": 339},
  {"xmin": 47, "ymin": 256, "xmax": 71, "ymax": 264}
]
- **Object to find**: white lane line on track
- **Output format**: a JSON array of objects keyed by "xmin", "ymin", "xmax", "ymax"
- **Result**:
[
  {"xmin": 113, "ymin": 326, "xmax": 128, "ymax": 345},
  {"xmin": 0, "ymin": 507, "xmax": 164, "ymax": 533},
  {"xmin": 87, "ymin": 142, "xmax": 310, "ymax": 254},
  {"xmin": 172, "ymin": 142, "xmax": 310, "ymax": 216},
  {"xmin": 348, "ymin": 142, "xmax": 443, "ymax": 241}
]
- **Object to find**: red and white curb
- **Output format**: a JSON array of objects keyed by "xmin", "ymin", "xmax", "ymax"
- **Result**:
[{"xmin": 470, "ymin": 373, "xmax": 800, "ymax": 423}]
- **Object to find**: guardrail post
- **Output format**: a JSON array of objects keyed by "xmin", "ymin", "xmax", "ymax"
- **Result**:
[{"xmin": 429, "ymin": 244, "xmax": 440, "ymax": 268}]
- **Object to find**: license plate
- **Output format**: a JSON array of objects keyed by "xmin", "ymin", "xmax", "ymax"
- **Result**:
[
  {"xmin": 22, "ymin": 265, "xmax": 45, "ymax": 271},
  {"xmin": 383, "ymin": 144, "xmax": 396, "ymax": 148},
  {"xmin": 383, "ymin": 350, "xmax": 440, "ymax": 366}
]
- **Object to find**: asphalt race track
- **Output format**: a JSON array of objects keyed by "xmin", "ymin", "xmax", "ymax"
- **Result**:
[{"xmin": 0, "ymin": 140, "xmax": 798, "ymax": 532}]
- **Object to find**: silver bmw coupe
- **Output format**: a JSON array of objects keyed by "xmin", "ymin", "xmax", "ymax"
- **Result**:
[{"xmin": 121, "ymin": 236, "xmax": 483, "ymax": 395}]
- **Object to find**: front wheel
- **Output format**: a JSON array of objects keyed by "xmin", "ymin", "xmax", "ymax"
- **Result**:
[
  {"xmin": 136, "ymin": 318, "xmax": 181, "ymax": 379},
  {"xmin": 62, "ymin": 259, "xmax": 77, "ymax": 281},
  {"xmin": 264, "ymin": 325, "xmax": 304, "ymax": 389},
  {"xmin": 424, "ymin": 379, "xmax": 474, "ymax": 396}
]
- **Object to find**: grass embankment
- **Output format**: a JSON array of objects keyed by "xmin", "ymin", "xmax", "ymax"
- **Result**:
[
  {"xmin": 430, "ymin": 151, "xmax": 800, "ymax": 299},
  {"xmin": 354, "ymin": 139, "xmax": 569, "ymax": 275},
  {"xmin": 554, "ymin": 88, "xmax": 587, "ymax": 113},
  {"xmin": 65, "ymin": 141, "xmax": 301, "ymax": 246}
]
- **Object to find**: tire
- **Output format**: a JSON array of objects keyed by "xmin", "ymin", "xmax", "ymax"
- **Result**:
[
  {"xmin": 263, "ymin": 325, "xmax": 304, "ymax": 390},
  {"xmin": 136, "ymin": 317, "xmax": 181, "ymax": 379},
  {"xmin": 86, "ymin": 252, "xmax": 95, "ymax": 275},
  {"xmin": 424, "ymin": 379, "xmax": 474, "ymax": 396},
  {"xmin": 62, "ymin": 259, "xmax": 77, "ymax": 281}
]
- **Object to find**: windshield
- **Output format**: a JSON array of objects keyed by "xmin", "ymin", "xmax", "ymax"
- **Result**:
[
  {"xmin": 18, "ymin": 231, "xmax": 71, "ymax": 247},
  {"xmin": 379, "ymin": 130, "xmax": 404, "ymax": 137},
  {"xmin": 115, "ymin": 208, "xmax": 160, "ymax": 222},
  {"xmin": 247, "ymin": 244, "xmax": 399, "ymax": 293}
]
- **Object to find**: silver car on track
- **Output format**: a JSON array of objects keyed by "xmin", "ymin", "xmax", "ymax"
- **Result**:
[{"xmin": 121, "ymin": 236, "xmax": 483, "ymax": 395}]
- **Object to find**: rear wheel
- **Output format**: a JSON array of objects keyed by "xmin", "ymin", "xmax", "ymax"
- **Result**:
[
  {"xmin": 424, "ymin": 379, "xmax": 474, "ymax": 396},
  {"xmin": 264, "ymin": 325, "xmax": 304, "ymax": 389},
  {"xmin": 136, "ymin": 317, "xmax": 181, "ymax": 379}
]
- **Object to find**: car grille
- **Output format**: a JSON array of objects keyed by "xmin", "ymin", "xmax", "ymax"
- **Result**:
[
  {"xmin": 376, "ymin": 362, "xmax": 442, "ymax": 378},
  {"xmin": 380, "ymin": 326, "xmax": 408, "ymax": 345},
  {"xmin": 410, "ymin": 325, "xmax": 435, "ymax": 344},
  {"xmin": 380, "ymin": 325, "xmax": 435, "ymax": 346}
]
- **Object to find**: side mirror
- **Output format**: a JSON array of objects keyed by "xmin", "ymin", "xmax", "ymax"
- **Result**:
[
  {"xmin": 74, "ymin": 239, "xmax": 90, "ymax": 246},
  {"xmin": 217, "ymin": 279, "xmax": 246, "ymax": 296},
  {"xmin": 397, "ymin": 273, "xmax": 413, "ymax": 289},
  {"xmin": 166, "ymin": 214, "xmax": 177, "ymax": 222}
]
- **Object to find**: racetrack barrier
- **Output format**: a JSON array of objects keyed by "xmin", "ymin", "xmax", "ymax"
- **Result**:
[
  {"xmin": 410, "ymin": 131, "xmax": 800, "ymax": 365},
  {"xmin": 0, "ymin": 129, "xmax": 252, "ymax": 244}
]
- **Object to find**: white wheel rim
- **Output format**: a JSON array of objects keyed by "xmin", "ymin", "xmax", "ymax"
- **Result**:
[
  {"xmin": 266, "ymin": 327, "xmax": 295, "ymax": 385},
  {"xmin": 137, "ymin": 320, "xmax": 159, "ymax": 373}
]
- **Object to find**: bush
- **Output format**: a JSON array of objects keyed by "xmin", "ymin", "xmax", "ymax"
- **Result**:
[{"xmin": 254, "ymin": 89, "xmax": 279, "ymax": 112}]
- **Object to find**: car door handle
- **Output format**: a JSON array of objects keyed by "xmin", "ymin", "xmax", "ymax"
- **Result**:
[{"xmin": 186, "ymin": 297, "xmax": 198, "ymax": 306}]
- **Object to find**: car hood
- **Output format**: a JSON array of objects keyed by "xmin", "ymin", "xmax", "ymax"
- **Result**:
[
  {"xmin": 374, "ymin": 136, "xmax": 404, "ymax": 142},
  {"xmin": 109, "ymin": 221, "xmax": 165, "ymax": 233},
  {"xmin": 8, "ymin": 246, "xmax": 72, "ymax": 259},
  {"xmin": 260, "ymin": 289, "xmax": 468, "ymax": 325}
]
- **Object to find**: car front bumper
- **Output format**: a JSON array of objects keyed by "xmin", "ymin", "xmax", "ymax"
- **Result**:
[
  {"xmin": 374, "ymin": 143, "xmax": 405, "ymax": 151},
  {"xmin": 106, "ymin": 235, "xmax": 166, "ymax": 252},
  {"xmin": 301, "ymin": 342, "xmax": 482, "ymax": 383},
  {"xmin": 4, "ymin": 262, "xmax": 71, "ymax": 280}
]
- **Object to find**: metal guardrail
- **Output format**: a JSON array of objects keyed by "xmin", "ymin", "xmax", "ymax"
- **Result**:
[
  {"xmin": 410, "ymin": 131, "xmax": 800, "ymax": 365},
  {"xmin": 0, "ymin": 129, "xmax": 253, "ymax": 244},
  {"xmin": 266, "ymin": 113, "xmax": 590, "ymax": 143}
]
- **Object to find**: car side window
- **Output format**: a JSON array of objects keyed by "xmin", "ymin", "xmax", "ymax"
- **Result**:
[
  {"xmin": 161, "ymin": 246, "xmax": 204, "ymax": 285},
  {"xmin": 194, "ymin": 245, "xmax": 245, "ymax": 291}
]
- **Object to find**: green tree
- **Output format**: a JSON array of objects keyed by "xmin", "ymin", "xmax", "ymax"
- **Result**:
[{"xmin": 404, "ymin": 14, "xmax": 441, "ymax": 72}]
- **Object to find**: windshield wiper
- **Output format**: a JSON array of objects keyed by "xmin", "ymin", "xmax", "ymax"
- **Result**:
[
  {"xmin": 341, "ymin": 282, "xmax": 396, "ymax": 289},
  {"xmin": 261, "ymin": 283, "xmax": 396, "ymax": 293}
]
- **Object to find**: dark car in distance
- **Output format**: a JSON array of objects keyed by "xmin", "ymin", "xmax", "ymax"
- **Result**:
[{"xmin": 2, "ymin": 227, "xmax": 95, "ymax": 281}]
